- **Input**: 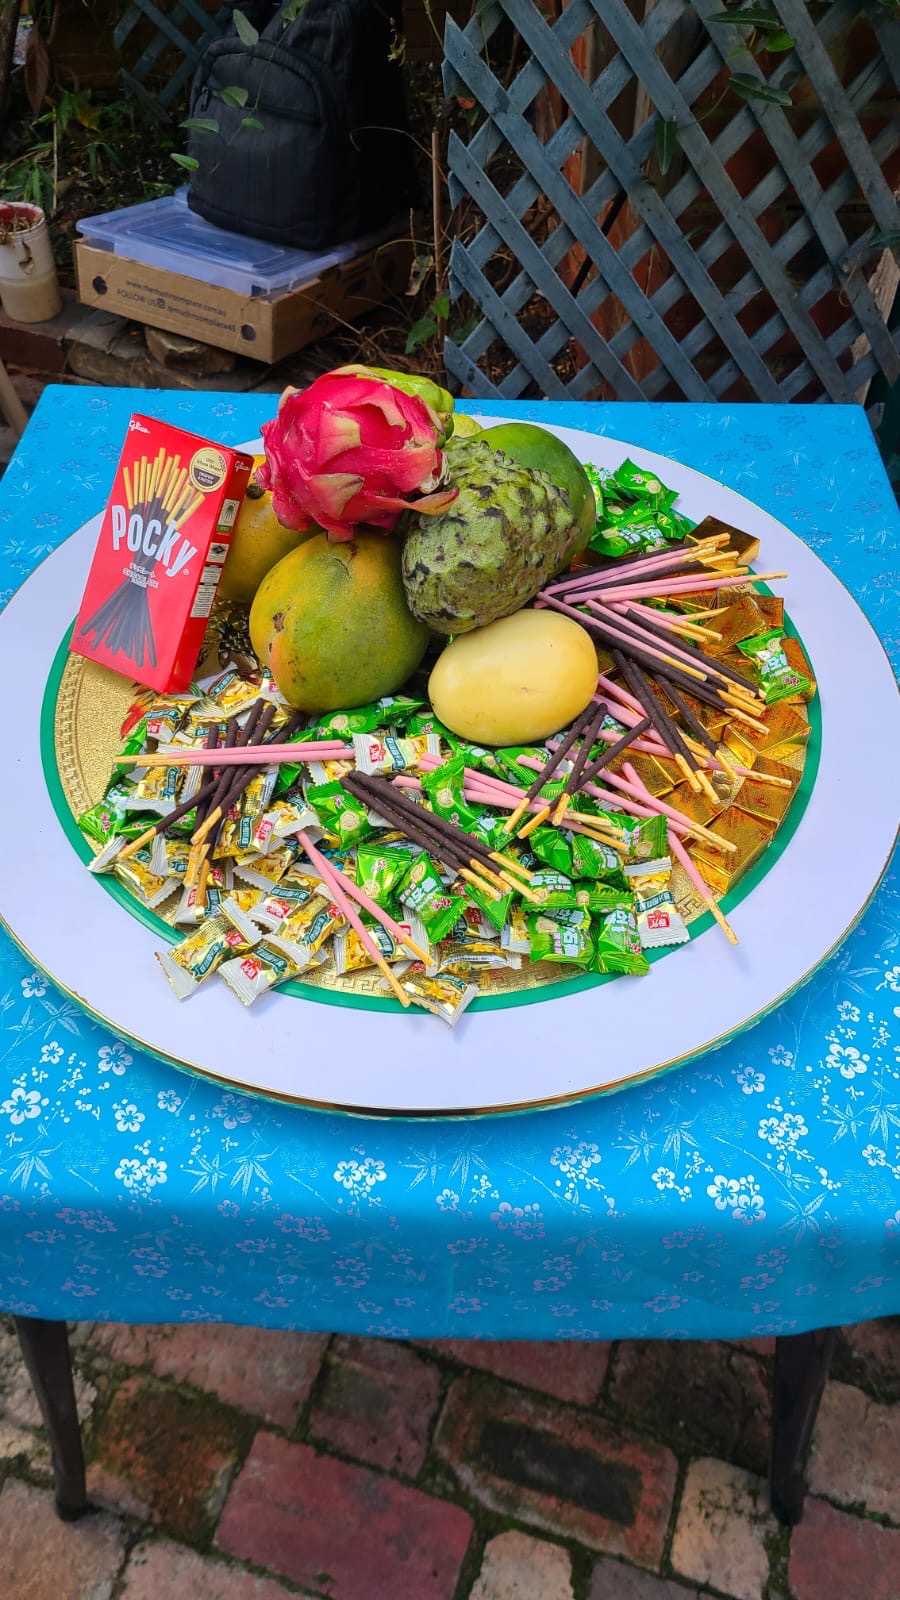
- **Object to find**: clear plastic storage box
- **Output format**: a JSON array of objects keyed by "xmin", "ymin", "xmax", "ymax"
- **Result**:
[{"xmin": 76, "ymin": 190, "xmax": 395, "ymax": 298}]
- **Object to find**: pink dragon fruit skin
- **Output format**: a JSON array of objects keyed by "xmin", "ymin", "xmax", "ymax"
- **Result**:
[{"xmin": 257, "ymin": 372, "xmax": 457, "ymax": 541}]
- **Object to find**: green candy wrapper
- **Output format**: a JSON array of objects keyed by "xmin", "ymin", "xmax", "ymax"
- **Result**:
[
  {"xmin": 307, "ymin": 781, "xmax": 374, "ymax": 847},
  {"xmin": 406, "ymin": 710, "xmax": 454, "ymax": 740},
  {"xmin": 528, "ymin": 825, "xmax": 574, "ymax": 876},
  {"xmin": 312, "ymin": 704, "xmax": 382, "ymax": 737},
  {"xmin": 528, "ymin": 914, "xmax": 593, "ymax": 967},
  {"xmin": 581, "ymin": 884, "xmax": 635, "ymax": 916},
  {"xmin": 399, "ymin": 854, "xmax": 467, "ymax": 943},
  {"xmin": 612, "ymin": 459, "xmax": 671, "ymax": 502},
  {"xmin": 737, "ymin": 628, "xmax": 811, "ymax": 704},
  {"xmin": 375, "ymin": 693, "xmax": 428, "ymax": 726},
  {"xmin": 530, "ymin": 868, "xmax": 580, "ymax": 909},
  {"xmin": 451, "ymin": 740, "xmax": 505, "ymax": 778},
  {"xmin": 590, "ymin": 522, "xmax": 657, "ymax": 559},
  {"xmin": 110, "ymin": 717, "xmax": 149, "ymax": 783},
  {"xmin": 569, "ymin": 831, "xmax": 629, "ymax": 888},
  {"xmin": 355, "ymin": 842, "xmax": 415, "ymax": 908},
  {"xmin": 422, "ymin": 754, "xmax": 488, "ymax": 837},
  {"xmin": 584, "ymin": 462, "xmax": 613, "ymax": 526},
  {"xmin": 459, "ymin": 878, "xmax": 513, "ymax": 933},
  {"xmin": 532, "ymin": 905, "xmax": 592, "ymax": 933},
  {"xmin": 469, "ymin": 809, "xmax": 508, "ymax": 852},
  {"xmin": 79, "ymin": 782, "xmax": 148, "ymax": 844},
  {"xmin": 273, "ymin": 726, "xmax": 335, "ymax": 797},
  {"xmin": 495, "ymin": 746, "xmax": 548, "ymax": 788},
  {"xmin": 593, "ymin": 904, "xmax": 649, "ymax": 975},
  {"xmin": 618, "ymin": 813, "xmax": 668, "ymax": 864}
]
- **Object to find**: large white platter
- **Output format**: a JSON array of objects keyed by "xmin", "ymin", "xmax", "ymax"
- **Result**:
[{"xmin": 1, "ymin": 423, "xmax": 897, "ymax": 1117}]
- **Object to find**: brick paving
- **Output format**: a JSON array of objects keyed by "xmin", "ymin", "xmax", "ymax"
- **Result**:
[{"xmin": 0, "ymin": 1317, "xmax": 897, "ymax": 1599}]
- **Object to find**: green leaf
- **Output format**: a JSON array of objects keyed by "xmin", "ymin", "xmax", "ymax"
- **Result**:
[
  {"xmin": 232, "ymin": 8, "xmax": 260, "ymax": 45},
  {"xmin": 868, "ymin": 230, "xmax": 900, "ymax": 251},
  {"xmin": 708, "ymin": 7, "xmax": 784, "ymax": 29},
  {"xmin": 181, "ymin": 116, "xmax": 220, "ymax": 134},
  {"xmin": 405, "ymin": 316, "xmax": 437, "ymax": 354},
  {"xmin": 730, "ymin": 72, "xmax": 793, "ymax": 107},
  {"xmin": 431, "ymin": 292, "xmax": 450, "ymax": 320},
  {"xmin": 218, "ymin": 85, "xmax": 250, "ymax": 109},
  {"xmin": 764, "ymin": 30, "xmax": 795, "ymax": 51},
  {"xmin": 171, "ymin": 152, "xmax": 200, "ymax": 170},
  {"xmin": 240, "ymin": 116, "xmax": 264, "ymax": 131},
  {"xmin": 654, "ymin": 116, "xmax": 680, "ymax": 176}
]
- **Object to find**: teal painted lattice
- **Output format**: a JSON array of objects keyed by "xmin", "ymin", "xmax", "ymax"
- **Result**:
[
  {"xmin": 443, "ymin": 0, "xmax": 900, "ymax": 408},
  {"xmin": 114, "ymin": 0, "xmax": 225, "ymax": 114}
]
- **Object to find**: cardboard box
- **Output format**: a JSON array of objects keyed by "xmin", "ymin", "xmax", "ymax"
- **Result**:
[{"xmin": 75, "ymin": 236, "xmax": 413, "ymax": 365}]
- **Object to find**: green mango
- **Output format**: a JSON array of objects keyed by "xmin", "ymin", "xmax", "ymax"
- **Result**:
[{"xmin": 477, "ymin": 421, "xmax": 596, "ymax": 564}]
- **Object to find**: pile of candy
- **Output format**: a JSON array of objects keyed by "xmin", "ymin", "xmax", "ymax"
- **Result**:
[
  {"xmin": 586, "ymin": 459, "xmax": 697, "ymax": 559},
  {"xmin": 75, "ymin": 452, "xmax": 815, "ymax": 1028},
  {"xmin": 80, "ymin": 672, "xmax": 692, "ymax": 1025}
]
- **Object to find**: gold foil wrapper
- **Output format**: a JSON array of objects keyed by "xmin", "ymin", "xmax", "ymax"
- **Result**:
[
  {"xmin": 679, "ymin": 689, "xmax": 731, "ymax": 735},
  {"xmin": 688, "ymin": 516, "xmax": 762, "ymax": 567},
  {"xmin": 733, "ymin": 698, "xmax": 811, "ymax": 753},
  {"xmin": 715, "ymin": 649, "xmax": 760, "ymax": 689},
  {"xmin": 782, "ymin": 636, "xmax": 817, "ymax": 702},
  {"xmin": 668, "ymin": 779, "xmax": 734, "ymax": 827},
  {"xmin": 735, "ymin": 756, "xmax": 800, "ymax": 826},
  {"xmin": 706, "ymin": 597, "xmax": 765, "ymax": 654},
  {"xmin": 754, "ymin": 595, "xmax": 785, "ymax": 630},
  {"xmin": 692, "ymin": 806, "xmax": 777, "ymax": 890},
  {"xmin": 613, "ymin": 751, "xmax": 677, "ymax": 797}
]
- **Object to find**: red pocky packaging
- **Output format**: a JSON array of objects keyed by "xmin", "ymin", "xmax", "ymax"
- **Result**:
[{"xmin": 70, "ymin": 414, "xmax": 254, "ymax": 692}]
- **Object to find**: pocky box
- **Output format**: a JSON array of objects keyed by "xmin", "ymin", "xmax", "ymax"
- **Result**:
[{"xmin": 70, "ymin": 414, "xmax": 253, "ymax": 692}]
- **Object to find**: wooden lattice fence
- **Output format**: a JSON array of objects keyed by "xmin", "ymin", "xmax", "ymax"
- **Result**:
[
  {"xmin": 442, "ymin": 0, "xmax": 900, "ymax": 409},
  {"xmin": 114, "ymin": 0, "xmax": 226, "ymax": 114}
]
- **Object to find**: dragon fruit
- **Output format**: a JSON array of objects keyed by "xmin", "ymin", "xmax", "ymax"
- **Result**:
[{"xmin": 258, "ymin": 370, "xmax": 457, "ymax": 541}]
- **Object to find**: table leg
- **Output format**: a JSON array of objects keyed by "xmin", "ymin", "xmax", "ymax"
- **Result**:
[
  {"xmin": 770, "ymin": 1326, "xmax": 835, "ymax": 1526},
  {"xmin": 12, "ymin": 1317, "xmax": 87, "ymax": 1520}
]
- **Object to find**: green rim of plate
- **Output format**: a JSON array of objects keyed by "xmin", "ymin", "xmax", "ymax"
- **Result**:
[{"xmin": 42, "ymin": 610, "xmax": 821, "ymax": 1014}]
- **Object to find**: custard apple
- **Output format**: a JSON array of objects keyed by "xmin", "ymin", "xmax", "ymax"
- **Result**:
[{"xmin": 401, "ymin": 439, "xmax": 578, "ymax": 634}]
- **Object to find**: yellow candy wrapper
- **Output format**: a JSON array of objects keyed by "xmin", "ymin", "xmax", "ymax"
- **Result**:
[
  {"xmin": 219, "ymin": 936, "xmax": 304, "ymax": 1005},
  {"xmin": 400, "ymin": 967, "xmax": 478, "ymax": 1026},
  {"xmin": 157, "ymin": 914, "xmax": 253, "ymax": 1000},
  {"xmin": 624, "ymin": 856, "xmax": 689, "ymax": 949}
]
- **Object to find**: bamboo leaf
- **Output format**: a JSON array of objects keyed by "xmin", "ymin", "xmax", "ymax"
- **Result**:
[
  {"xmin": 730, "ymin": 72, "xmax": 794, "ymax": 107},
  {"xmin": 232, "ymin": 8, "xmax": 260, "ymax": 45},
  {"xmin": 654, "ymin": 116, "xmax": 680, "ymax": 176}
]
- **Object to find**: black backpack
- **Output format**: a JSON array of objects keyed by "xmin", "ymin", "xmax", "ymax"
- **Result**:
[{"xmin": 186, "ymin": 0, "xmax": 420, "ymax": 249}]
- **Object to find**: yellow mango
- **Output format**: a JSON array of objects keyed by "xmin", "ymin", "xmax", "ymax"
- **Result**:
[{"xmin": 428, "ymin": 609, "xmax": 598, "ymax": 746}]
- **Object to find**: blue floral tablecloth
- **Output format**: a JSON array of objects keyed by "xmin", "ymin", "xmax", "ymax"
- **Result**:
[{"xmin": 0, "ymin": 388, "xmax": 897, "ymax": 1341}]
